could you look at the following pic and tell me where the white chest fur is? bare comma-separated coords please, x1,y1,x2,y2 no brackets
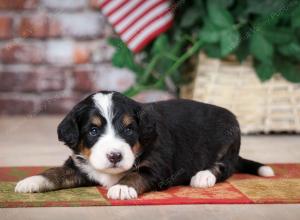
72,156,124,188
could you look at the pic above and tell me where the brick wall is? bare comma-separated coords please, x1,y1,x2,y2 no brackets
0,0,174,115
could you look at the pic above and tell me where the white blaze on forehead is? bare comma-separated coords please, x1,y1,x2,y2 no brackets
93,92,114,122
90,92,135,175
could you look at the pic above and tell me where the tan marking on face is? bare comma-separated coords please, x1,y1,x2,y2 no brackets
122,114,134,127
79,142,91,158
91,116,102,127
132,141,141,156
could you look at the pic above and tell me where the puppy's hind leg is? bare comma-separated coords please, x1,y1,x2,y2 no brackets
190,160,236,188
190,145,238,188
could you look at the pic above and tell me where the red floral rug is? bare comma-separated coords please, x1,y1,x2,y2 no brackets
1,164,300,207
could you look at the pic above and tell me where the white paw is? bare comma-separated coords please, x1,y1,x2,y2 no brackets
258,166,275,177
15,175,54,193
190,170,216,188
107,184,138,200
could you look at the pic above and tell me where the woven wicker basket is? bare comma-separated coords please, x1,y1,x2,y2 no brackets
181,53,300,134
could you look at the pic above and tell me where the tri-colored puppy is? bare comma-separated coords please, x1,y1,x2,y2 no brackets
15,91,274,199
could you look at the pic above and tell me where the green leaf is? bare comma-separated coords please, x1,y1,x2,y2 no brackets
291,4,300,28
250,32,274,63
219,0,234,7
220,28,240,57
276,59,300,82
151,34,169,54
252,15,280,29
278,42,300,59
246,0,287,15
192,0,203,7
203,43,222,58
207,0,234,28
108,37,123,48
254,61,275,81
180,8,201,28
173,28,183,42
191,0,206,14
262,27,293,44
150,35,178,80
199,19,220,43
108,37,142,75
231,1,248,21
235,39,250,62
292,15,300,29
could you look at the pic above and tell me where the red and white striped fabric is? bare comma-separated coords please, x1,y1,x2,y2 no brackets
99,0,173,53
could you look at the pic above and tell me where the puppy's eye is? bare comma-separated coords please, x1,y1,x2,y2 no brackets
124,127,133,136
89,127,99,136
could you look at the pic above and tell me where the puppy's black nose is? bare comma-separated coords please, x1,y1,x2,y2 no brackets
106,152,122,164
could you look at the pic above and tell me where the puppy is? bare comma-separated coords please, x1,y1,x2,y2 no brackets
15,91,274,199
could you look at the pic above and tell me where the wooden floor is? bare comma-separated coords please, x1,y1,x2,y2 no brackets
0,116,300,220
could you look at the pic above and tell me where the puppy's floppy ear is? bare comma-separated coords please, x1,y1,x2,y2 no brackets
136,106,157,145
57,113,79,149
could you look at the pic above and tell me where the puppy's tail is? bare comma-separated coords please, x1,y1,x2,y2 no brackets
236,156,275,177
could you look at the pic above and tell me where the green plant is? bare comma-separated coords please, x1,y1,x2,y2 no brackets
110,0,300,97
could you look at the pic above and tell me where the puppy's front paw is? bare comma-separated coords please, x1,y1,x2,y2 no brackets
107,184,138,200
15,175,54,193
190,170,216,188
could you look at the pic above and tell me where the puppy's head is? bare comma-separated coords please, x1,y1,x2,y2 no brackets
57,91,156,175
